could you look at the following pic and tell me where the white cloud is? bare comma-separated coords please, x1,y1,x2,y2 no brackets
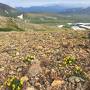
0,0,90,7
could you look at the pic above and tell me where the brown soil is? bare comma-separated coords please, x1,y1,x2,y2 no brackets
0,30,90,90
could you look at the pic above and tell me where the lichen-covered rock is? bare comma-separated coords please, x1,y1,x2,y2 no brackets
28,59,42,76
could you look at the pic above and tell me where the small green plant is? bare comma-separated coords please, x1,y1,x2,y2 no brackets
74,65,85,78
5,77,23,90
64,56,76,66
63,24,71,29
23,55,35,64
60,55,88,79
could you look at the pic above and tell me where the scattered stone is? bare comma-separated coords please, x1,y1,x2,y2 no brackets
83,81,90,90
9,70,15,75
69,76,85,83
28,59,42,76
35,82,41,89
26,86,36,90
29,78,36,86
29,64,42,76
51,69,58,79
51,79,64,87
37,45,43,50
0,67,4,72
44,68,50,75
16,52,20,56
17,66,28,76
17,66,22,72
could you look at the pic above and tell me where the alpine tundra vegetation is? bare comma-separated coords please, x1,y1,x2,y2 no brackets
0,0,90,90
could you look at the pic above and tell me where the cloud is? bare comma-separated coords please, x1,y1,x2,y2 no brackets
0,0,90,7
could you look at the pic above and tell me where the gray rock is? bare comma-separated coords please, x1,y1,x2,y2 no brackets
9,70,15,75
17,66,22,72
69,76,85,83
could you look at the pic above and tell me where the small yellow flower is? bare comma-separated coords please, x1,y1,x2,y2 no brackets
20,76,29,85
12,84,15,90
75,65,82,71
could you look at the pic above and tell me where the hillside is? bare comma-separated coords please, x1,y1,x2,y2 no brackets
0,15,61,32
0,3,21,17
0,16,24,31
0,3,90,90
0,30,90,90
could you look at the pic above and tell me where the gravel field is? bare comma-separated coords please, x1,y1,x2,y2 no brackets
0,30,90,90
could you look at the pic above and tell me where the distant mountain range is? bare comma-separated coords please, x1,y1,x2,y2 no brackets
0,3,21,17
17,5,67,13
17,5,90,14
0,3,90,17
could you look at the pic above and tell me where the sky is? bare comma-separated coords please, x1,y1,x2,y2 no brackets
0,0,90,7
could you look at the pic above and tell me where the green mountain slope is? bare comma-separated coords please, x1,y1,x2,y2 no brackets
0,3,21,17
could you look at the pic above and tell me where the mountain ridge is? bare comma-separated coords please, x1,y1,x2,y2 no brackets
0,3,21,17
17,5,90,14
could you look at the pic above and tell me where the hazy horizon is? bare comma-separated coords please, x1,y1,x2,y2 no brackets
0,0,90,8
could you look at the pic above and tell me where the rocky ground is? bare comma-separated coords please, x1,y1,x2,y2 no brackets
0,30,90,90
